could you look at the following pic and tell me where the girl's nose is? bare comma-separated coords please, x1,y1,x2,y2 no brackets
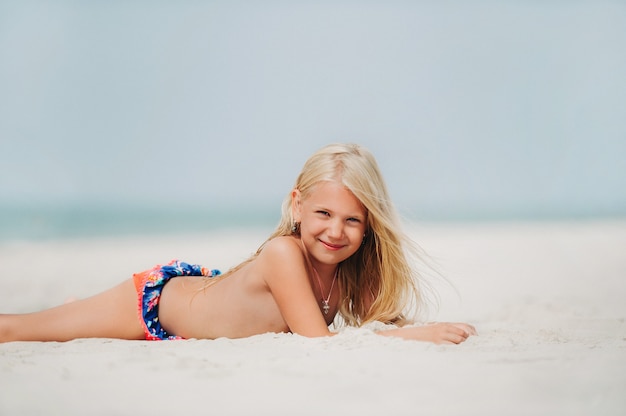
327,219,344,239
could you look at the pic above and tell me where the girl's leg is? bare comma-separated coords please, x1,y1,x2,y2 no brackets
0,278,144,342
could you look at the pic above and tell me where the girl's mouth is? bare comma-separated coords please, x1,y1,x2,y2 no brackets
319,240,344,251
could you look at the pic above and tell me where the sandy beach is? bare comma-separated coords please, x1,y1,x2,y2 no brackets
1,220,625,415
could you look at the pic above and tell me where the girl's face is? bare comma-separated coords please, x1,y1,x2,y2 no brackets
293,181,367,270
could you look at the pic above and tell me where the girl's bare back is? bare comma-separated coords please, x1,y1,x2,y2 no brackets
158,236,338,340
158,263,288,339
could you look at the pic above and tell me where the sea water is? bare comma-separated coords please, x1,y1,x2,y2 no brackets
0,203,279,242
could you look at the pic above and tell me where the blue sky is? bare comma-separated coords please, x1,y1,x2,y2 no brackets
1,1,625,220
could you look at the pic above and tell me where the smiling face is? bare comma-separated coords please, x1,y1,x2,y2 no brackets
292,180,368,272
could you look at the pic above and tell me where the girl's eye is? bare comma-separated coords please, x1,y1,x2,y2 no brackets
347,217,361,223
316,210,330,216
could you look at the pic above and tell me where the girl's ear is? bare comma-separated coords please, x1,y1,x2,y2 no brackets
291,188,302,222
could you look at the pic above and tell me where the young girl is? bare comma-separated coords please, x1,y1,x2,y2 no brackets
0,143,475,344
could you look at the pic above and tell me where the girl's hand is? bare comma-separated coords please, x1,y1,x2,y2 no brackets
380,322,477,344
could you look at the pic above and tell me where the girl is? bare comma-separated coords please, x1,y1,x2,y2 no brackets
0,143,475,344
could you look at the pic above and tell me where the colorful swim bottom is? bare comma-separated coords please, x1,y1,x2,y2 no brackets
132,259,221,341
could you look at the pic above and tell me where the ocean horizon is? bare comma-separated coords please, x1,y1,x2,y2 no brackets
2,200,623,243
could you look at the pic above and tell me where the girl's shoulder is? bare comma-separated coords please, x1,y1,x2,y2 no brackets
258,235,302,259
256,236,306,271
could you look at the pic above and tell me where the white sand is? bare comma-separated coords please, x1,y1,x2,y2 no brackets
1,221,625,415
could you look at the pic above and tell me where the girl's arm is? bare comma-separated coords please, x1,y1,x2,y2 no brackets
359,280,476,344
377,322,477,344
258,237,335,337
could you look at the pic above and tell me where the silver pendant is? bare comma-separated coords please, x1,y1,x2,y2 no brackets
322,301,330,315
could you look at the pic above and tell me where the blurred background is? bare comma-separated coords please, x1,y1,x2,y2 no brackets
1,0,625,241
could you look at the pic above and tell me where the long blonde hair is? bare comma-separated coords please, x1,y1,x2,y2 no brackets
217,143,426,326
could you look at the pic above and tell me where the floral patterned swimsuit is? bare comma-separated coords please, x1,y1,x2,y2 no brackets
132,260,221,340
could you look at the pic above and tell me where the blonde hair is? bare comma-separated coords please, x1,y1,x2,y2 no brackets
300,143,423,325
216,143,426,326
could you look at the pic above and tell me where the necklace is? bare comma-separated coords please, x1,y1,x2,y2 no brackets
311,266,337,315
